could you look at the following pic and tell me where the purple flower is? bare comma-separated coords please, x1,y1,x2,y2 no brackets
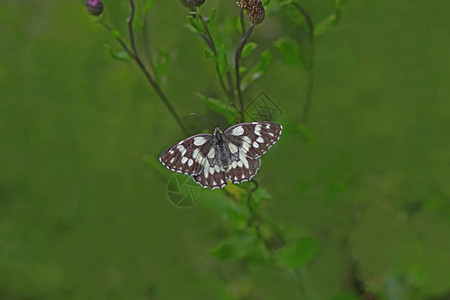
86,0,104,16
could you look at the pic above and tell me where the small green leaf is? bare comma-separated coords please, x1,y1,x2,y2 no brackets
298,123,315,145
242,42,258,59
154,44,170,81
188,16,207,35
104,44,131,61
278,237,319,268
197,93,238,123
203,48,216,62
210,234,257,261
208,8,216,23
217,44,229,77
248,187,271,212
274,37,304,66
314,13,337,38
236,16,243,34
143,0,156,13
241,50,272,90
282,4,305,26
111,29,121,39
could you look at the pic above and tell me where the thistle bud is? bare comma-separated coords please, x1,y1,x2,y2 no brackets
180,0,206,7
237,0,265,25
86,0,104,16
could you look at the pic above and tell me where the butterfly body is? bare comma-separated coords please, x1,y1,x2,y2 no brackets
159,121,282,190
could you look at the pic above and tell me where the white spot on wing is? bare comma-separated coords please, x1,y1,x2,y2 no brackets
194,137,207,146
228,143,238,153
214,165,220,172
239,150,249,168
207,147,215,158
256,137,264,143
253,142,259,148
181,157,188,164
188,159,193,166
177,144,186,154
231,126,244,136
255,125,262,136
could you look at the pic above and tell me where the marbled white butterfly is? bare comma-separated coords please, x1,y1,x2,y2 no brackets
159,122,282,190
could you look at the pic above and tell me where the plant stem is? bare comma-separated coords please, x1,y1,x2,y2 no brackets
194,9,234,99
293,3,315,125
102,1,189,135
240,8,246,34
235,23,254,122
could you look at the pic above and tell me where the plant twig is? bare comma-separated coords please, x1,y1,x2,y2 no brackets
240,8,246,34
235,23,255,122
101,1,189,135
293,3,315,125
195,8,233,99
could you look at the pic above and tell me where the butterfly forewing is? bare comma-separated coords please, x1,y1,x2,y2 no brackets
223,122,282,159
159,134,213,176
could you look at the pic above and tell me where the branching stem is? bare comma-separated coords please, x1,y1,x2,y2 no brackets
235,23,255,122
101,1,189,135
293,3,315,125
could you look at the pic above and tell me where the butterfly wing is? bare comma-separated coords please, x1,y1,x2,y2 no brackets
223,121,282,183
223,122,282,159
159,134,213,176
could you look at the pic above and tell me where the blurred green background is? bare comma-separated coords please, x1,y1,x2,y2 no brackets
1,0,449,299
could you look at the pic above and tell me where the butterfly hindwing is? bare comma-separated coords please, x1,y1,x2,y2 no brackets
159,134,213,176
227,156,260,184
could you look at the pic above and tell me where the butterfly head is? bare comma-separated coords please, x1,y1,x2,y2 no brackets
214,127,223,145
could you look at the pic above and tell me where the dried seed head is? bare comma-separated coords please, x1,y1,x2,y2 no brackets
86,0,104,16
237,0,265,25
180,0,206,7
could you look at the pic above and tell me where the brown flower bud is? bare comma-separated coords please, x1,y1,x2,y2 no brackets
180,0,205,7
237,0,265,25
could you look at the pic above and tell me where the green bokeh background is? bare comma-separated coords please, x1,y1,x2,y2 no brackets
1,0,449,299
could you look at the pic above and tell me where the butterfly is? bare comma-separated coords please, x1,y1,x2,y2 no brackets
159,121,282,190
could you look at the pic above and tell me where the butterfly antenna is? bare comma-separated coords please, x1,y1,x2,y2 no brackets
216,102,234,128
190,113,216,129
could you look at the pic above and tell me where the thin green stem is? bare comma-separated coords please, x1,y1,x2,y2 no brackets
193,8,234,99
101,1,189,135
235,23,254,122
240,8,246,34
293,3,315,125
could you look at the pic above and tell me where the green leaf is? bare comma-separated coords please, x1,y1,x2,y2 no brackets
154,44,170,82
104,44,131,61
242,42,258,59
197,93,238,123
208,8,216,23
282,4,305,26
248,187,271,212
143,0,156,13
274,37,304,66
188,16,207,35
236,16,243,35
111,29,121,39
278,237,320,268
217,44,229,77
203,48,216,62
210,234,257,261
298,124,315,145
314,13,337,38
241,50,272,90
